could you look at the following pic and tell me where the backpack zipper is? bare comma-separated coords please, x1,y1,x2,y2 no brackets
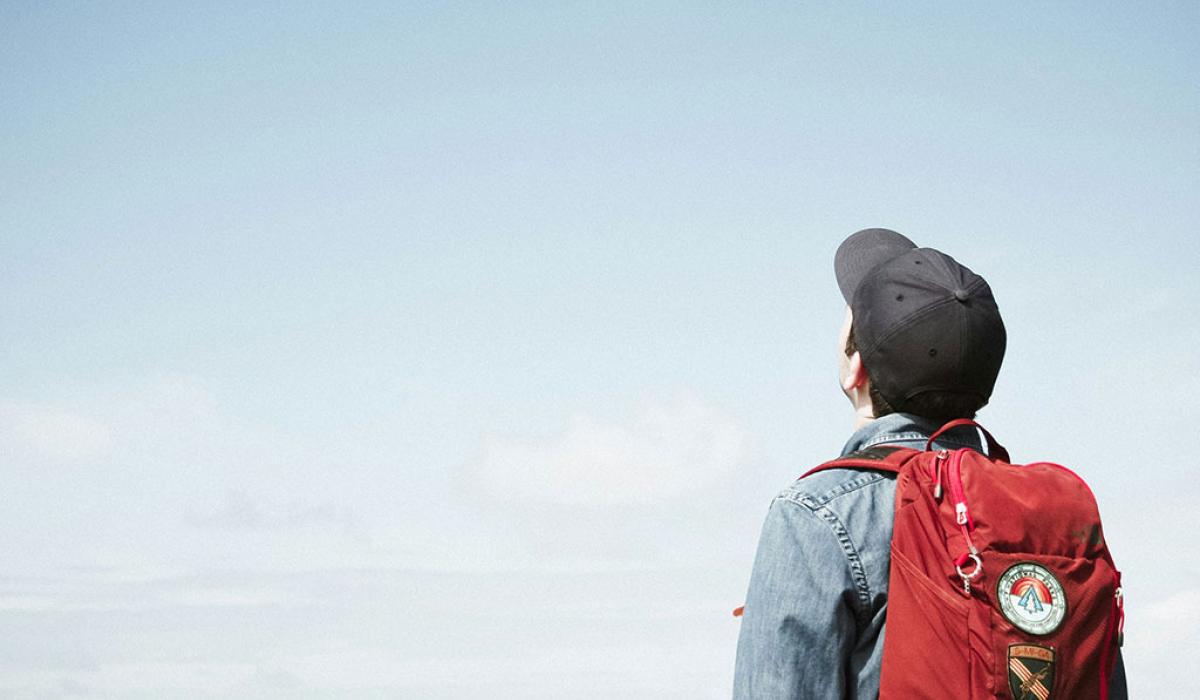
947,448,981,595
1099,571,1124,700
948,448,974,530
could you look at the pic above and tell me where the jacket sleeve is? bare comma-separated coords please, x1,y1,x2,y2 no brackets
732,496,858,699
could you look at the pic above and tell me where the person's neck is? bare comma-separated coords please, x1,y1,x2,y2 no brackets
852,405,875,429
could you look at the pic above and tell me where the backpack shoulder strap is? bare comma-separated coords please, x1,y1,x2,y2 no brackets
801,444,919,479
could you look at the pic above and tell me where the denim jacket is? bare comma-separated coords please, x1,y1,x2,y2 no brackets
732,413,1127,699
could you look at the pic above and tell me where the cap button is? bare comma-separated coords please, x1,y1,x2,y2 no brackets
953,289,970,302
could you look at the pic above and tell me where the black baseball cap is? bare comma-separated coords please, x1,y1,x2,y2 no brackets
834,228,1006,411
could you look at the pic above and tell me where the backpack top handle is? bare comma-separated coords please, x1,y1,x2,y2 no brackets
925,418,1010,462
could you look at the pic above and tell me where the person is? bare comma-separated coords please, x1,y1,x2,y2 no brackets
731,228,1126,698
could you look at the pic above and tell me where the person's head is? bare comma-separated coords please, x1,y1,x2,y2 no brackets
834,228,1006,423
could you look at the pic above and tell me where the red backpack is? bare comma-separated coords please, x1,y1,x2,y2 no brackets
741,419,1125,699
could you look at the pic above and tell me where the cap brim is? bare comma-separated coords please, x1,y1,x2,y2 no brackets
834,228,918,303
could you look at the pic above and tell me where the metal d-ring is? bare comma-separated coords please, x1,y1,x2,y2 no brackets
956,553,982,595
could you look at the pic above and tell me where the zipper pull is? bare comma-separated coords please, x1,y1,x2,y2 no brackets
947,448,974,530
933,449,948,500
1115,587,1125,647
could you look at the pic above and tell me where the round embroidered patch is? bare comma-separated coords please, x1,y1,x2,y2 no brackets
996,562,1067,636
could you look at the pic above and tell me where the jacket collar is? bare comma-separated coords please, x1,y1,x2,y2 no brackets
840,412,985,456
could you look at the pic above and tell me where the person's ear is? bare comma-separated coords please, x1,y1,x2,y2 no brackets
842,350,867,392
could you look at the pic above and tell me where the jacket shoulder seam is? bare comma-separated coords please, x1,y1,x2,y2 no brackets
784,469,892,507
773,493,874,626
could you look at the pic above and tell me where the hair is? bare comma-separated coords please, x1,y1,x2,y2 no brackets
844,326,982,421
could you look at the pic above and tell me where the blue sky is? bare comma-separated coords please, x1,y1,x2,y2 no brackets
2,2,1198,697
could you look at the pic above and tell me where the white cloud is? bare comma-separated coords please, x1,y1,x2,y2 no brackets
0,401,113,463
0,566,740,698
0,374,393,577
1,373,221,470
452,392,768,566
186,489,366,541
464,391,757,508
